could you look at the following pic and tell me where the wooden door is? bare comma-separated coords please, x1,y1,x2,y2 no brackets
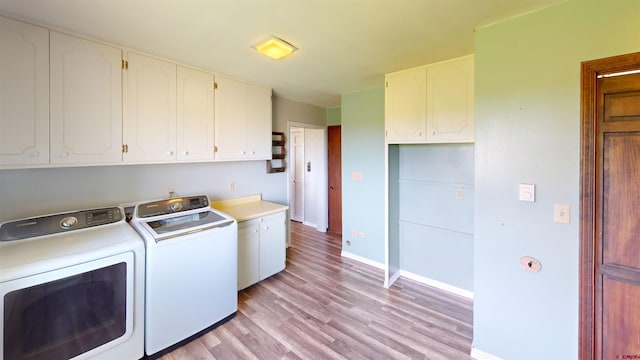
328,125,342,235
580,52,640,360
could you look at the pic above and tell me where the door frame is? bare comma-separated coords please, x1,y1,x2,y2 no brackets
579,51,640,360
287,121,328,232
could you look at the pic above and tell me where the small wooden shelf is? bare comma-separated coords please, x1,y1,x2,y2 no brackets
267,132,286,173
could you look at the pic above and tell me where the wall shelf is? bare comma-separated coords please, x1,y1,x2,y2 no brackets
267,132,286,173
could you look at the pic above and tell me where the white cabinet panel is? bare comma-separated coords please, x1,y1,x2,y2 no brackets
384,55,474,144
50,32,123,164
215,75,272,160
237,211,286,290
124,52,177,163
259,212,286,280
238,222,260,290
246,84,272,159
426,55,474,143
214,76,246,160
385,67,427,143
177,66,214,161
0,16,49,166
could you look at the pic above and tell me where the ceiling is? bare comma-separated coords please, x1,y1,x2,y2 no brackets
0,0,565,108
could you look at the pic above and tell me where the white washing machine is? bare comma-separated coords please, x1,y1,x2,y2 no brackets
130,195,237,357
0,206,145,360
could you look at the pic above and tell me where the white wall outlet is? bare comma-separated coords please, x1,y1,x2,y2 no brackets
352,172,363,181
455,188,464,200
228,181,235,191
352,230,357,239
519,183,535,202
358,232,365,238
553,204,570,224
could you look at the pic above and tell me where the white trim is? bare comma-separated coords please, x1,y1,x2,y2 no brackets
471,347,503,360
399,270,474,299
340,251,385,270
384,269,401,288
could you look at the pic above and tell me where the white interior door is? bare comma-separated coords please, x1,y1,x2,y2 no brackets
289,127,304,222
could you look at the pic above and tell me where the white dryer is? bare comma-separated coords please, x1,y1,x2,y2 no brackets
0,207,145,360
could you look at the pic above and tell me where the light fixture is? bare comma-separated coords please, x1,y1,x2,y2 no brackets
252,36,298,60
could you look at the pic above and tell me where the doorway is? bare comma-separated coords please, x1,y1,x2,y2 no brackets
580,51,640,359
288,123,328,232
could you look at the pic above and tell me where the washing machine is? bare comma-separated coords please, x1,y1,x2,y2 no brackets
129,195,237,357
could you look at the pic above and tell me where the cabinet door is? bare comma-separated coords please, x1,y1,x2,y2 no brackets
259,212,286,280
238,221,260,290
385,67,427,143
245,84,272,160
124,52,177,163
177,66,214,161
426,55,474,143
50,32,123,164
0,16,49,166
214,75,246,160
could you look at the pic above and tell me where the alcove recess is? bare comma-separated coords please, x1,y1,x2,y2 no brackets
266,132,286,173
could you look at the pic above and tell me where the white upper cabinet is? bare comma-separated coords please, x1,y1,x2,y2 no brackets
214,75,272,161
177,66,215,161
0,16,49,166
426,55,474,143
385,67,427,143
123,52,177,163
385,55,474,144
50,32,123,164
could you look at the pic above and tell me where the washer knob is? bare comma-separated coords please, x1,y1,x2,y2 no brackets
59,216,78,229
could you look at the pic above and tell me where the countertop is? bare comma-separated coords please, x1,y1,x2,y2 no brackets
210,194,288,222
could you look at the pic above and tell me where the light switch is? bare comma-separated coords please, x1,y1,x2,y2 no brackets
519,183,535,202
553,204,571,224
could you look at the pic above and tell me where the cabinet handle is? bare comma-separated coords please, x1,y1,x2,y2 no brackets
241,151,246,155
417,131,422,136
251,150,256,154
183,151,189,156
167,150,174,156
31,151,40,157
60,151,69,157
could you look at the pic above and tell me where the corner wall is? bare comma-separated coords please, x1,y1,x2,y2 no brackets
473,1,640,358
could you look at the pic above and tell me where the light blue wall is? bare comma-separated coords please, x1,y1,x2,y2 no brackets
474,0,640,358
341,87,385,263
399,144,474,291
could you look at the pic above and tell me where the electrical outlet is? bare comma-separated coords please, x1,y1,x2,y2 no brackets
228,181,235,191
553,204,570,224
455,188,464,200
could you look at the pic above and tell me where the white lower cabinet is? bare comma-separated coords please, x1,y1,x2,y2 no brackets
237,211,286,290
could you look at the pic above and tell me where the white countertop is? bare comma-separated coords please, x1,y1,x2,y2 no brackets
210,194,288,222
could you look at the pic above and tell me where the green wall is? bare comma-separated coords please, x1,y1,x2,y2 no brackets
341,87,385,263
474,0,640,358
326,106,341,126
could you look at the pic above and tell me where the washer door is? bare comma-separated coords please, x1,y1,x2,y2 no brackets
1,252,135,360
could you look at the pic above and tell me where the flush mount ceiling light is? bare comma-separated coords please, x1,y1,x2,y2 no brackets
252,36,298,60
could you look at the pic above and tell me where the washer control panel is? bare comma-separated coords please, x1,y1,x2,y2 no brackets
135,195,209,218
0,207,123,241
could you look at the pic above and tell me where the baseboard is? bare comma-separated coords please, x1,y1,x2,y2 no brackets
470,347,503,360
340,251,385,269
399,270,474,299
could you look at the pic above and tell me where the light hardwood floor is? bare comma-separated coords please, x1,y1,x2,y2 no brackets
160,221,473,360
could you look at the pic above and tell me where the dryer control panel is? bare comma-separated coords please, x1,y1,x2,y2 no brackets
0,207,123,241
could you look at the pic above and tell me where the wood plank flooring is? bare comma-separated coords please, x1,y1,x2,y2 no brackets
160,221,473,360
